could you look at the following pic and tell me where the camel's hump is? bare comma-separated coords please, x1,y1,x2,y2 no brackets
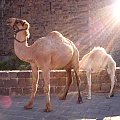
91,47,107,53
47,31,64,39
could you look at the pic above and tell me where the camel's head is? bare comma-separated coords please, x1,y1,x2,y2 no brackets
7,18,30,31
7,18,30,38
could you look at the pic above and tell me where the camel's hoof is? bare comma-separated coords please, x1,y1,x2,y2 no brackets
44,108,52,112
106,94,114,99
87,97,91,100
24,102,33,110
77,96,83,104
110,94,114,97
86,95,91,100
24,105,33,110
77,99,83,104
59,95,66,100
44,103,52,112
106,96,110,99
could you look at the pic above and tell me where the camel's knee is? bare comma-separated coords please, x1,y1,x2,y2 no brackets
110,75,115,89
111,80,115,88
44,85,50,94
32,81,38,87
75,69,80,77
32,81,38,92
67,79,72,86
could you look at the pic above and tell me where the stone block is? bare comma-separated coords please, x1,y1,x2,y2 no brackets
55,86,64,94
80,83,87,91
36,87,44,95
50,70,66,78
50,78,58,86
10,88,22,96
50,86,55,94
100,74,110,83
100,83,111,92
18,78,32,87
23,87,32,95
116,73,120,83
17,71,30,78
4,79,18,87
116,68,120,75
92,73,100,84
0,80,4,87
9,72,18,79
114,83,120,91
0,88,9,95
0,72,9,79
50,77,66,86
92,84,101,92
79,71,87,84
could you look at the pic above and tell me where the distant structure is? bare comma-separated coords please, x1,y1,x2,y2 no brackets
0,0,120,66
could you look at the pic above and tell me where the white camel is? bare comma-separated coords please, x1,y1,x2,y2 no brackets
79,47,116,99
7,18,82,112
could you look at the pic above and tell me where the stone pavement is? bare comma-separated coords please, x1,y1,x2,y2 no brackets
0,92,120,120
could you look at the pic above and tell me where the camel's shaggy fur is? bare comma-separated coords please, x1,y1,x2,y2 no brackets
79,47,116,99
7,18,82,112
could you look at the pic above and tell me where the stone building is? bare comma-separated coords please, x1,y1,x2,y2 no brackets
0,0,120,66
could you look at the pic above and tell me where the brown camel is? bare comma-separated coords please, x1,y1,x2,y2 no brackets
7,18,82,112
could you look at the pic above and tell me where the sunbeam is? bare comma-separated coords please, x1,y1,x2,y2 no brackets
113,0,120,21
88,0,120,55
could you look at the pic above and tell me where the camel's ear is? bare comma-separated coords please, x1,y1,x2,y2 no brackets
21,20,30,29
22,21,26,26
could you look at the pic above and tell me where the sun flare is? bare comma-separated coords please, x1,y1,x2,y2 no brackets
113,0,120,21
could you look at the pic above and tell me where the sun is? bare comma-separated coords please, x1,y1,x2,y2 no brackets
113,0,120,21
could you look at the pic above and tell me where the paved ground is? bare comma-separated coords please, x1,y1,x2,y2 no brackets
0,92,120,120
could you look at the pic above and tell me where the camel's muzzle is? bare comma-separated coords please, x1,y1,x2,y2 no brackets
6,18,17,27
6,19,13,26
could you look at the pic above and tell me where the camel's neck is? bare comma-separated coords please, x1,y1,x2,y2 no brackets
14,31,32,62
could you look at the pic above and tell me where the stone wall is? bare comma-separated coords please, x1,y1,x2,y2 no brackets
1,0,120,66
0,0,89,61
0,69,120,96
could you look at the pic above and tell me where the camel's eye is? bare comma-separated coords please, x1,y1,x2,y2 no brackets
20,21,25,26
15,21,19,24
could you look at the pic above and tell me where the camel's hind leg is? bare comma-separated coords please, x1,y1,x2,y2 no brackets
86,71,92,100
59,69,72,100
108,73,115,98
74,71,83,103
107,64,116,98
42,69,52,112
24,64,39,109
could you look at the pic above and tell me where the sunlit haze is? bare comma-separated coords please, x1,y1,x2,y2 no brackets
113,0,120,21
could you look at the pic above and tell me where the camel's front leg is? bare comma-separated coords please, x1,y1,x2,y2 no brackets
24,64,39,109
86,71,92,100
43,69,51,112
59,69,72,100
